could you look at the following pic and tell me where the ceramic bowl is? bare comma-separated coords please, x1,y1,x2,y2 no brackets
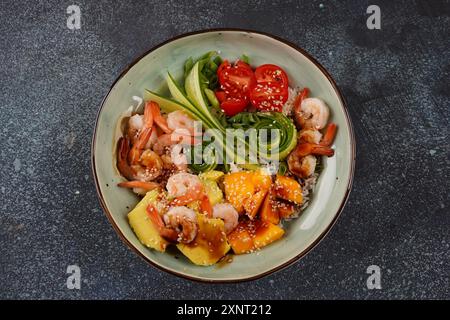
91,29,355,282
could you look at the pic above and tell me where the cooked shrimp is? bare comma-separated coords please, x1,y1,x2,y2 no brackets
128,127,153,164
146,204,198,243
161,150,188,172
128,102,154,164
127,114,144,144
163,206,198,243
117,180,160,190
319,123,337,146
199,193,213,217
132,149,163,181
128,115,158,150
166,172,203,203
149,101,172,134
152,133,174,155
293,87,309,126
116,137,163,183
117,137,135,180
167,110,200,136
295,97,329,130
117,180,160,195
288,154,317,178
169,144,188,171
212,203,239,234
292,142,334,158
153,132,200,155
165,172,212,215
139,149,163,169
166,172,201,196
172,131,201,145
288,123,337,178
147,126,158,149
146,204,178,241
298,129,322,144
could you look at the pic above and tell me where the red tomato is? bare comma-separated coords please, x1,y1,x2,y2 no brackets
215,90,248,116
215,91,227,103
220,97,248,116
249,83,288,112
254,64,289,89
249,64,289,112
218,60,256,93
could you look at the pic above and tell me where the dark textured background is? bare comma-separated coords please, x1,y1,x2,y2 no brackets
1,0,449,299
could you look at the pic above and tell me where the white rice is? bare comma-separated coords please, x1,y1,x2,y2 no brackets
281,172,317,220
282,87,299,117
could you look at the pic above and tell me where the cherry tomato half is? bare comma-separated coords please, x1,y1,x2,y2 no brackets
220,97,248,116
249,83,288,112
249,64,289,112
218,60,256,94
215,90,227,103
254,64,289,89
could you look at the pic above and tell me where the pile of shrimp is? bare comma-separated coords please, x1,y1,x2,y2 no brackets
116,101,200,195
287,88,337,183
145,172,238,244
116,101,239,244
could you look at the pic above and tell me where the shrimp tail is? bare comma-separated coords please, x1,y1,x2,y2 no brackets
143,101,154,128
127,102,156,165
171,132,201,145
320,123,337,146
200,194,213,218
128,126,153,164
170,184,203,206
117,181,160,190
293,87,310,126
310,144,334,157
150,101,172,134
146,204,178,242
116,137,135,180
295,143,334,157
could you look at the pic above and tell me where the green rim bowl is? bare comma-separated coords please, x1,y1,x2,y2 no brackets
91,29,356,282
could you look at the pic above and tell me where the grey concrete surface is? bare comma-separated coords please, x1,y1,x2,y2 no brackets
0,0,448,299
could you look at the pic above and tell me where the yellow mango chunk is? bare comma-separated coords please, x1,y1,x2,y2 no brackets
243,189,268,219
253,222,285,249
274,175,303,204
228,220,285,254
227,221,255,254
128,190,169,252
177,215,230,266
201,178,223,206
223,170,271,214
260,191,280,225
199,170,225,181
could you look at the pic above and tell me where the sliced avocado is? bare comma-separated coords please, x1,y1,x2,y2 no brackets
204,88,219,108
166,73,215,129
144,89,189,114
185,62,224,131
166,73,194,108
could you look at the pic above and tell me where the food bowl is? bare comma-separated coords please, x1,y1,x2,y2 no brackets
91,29,355,282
